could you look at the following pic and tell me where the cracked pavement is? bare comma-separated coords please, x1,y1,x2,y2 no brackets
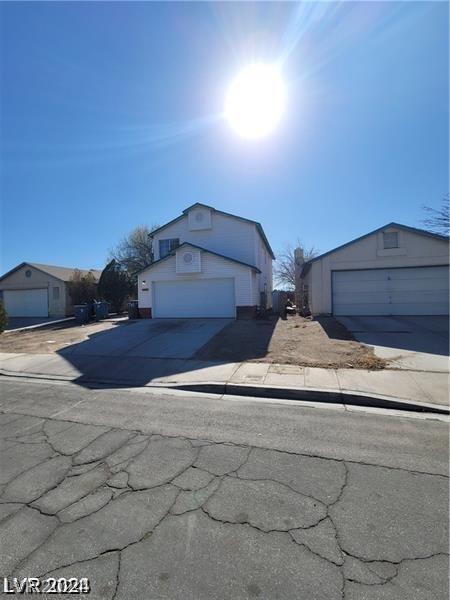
0,378,448,599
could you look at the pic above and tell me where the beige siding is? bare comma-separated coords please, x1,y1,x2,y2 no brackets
0,265,68,317
138,250,253,309
305,229,449,315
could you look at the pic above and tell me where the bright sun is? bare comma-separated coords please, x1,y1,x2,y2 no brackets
225,63,286,140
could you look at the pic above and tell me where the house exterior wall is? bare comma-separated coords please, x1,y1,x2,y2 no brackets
138,249,254,312
0,265,68,317
150,207,273,311
254,236,273,308
152,211,257,265
304,229,449,315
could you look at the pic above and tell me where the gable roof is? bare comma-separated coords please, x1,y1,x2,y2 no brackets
149,203,275,259
301,222,449,276
136,241,261,275
0,262,103,283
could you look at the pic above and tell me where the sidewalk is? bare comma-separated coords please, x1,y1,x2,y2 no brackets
0,351,447,411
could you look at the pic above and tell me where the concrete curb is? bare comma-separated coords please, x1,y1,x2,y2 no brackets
1,368,448,416
170,382,449,415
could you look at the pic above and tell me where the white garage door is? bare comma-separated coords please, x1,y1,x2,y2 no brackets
153,278,235,318
332,266,449,316
3,289,49,317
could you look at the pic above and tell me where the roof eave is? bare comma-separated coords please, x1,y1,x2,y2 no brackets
135,242,261,275
306,222,449,265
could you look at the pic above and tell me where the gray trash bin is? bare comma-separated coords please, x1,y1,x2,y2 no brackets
74,305,90,324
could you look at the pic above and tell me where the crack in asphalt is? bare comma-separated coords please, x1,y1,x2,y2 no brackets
1,409,448,592
2,408,446,479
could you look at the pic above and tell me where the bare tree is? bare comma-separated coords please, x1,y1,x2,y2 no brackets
421,195,449,236
274,240,319,289
109,224,159,275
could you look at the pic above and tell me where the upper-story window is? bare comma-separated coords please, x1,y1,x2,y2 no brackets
159,238,180,258
383,231,399,249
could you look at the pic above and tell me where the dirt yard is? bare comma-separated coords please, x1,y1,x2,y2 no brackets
0,318,131,354
194,315,386,370
0,315,385,370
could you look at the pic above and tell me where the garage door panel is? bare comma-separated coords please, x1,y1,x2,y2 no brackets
333,281,390,294
388,266,446,280
332,303,394,316
333,291,391,304
333,270,388,282
153,278,235,318
3,289,48,317
332,267,449,316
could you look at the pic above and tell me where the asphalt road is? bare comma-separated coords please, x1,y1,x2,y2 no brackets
0,377,448,599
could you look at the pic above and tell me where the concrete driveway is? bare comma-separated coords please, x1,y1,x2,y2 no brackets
60,318,232,360
337,316,449,372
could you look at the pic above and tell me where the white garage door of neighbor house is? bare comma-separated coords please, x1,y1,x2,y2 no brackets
3,289,49,317
332,266,449,316
153,278,235,318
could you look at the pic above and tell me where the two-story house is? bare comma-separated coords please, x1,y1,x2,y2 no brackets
137,203,274,318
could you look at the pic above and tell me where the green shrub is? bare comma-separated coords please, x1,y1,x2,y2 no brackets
98,260,134,313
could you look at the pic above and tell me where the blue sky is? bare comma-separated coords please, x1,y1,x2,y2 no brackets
1,1,448,273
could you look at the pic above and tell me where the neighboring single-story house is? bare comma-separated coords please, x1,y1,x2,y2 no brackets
138,203,274,318
0,262,102,318
301,223,449,316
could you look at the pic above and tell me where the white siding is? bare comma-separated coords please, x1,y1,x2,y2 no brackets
138,250,253,309
251,272,259,305
176,248,201,273
152,211,257,265
255,238,273,307
304,228,449,315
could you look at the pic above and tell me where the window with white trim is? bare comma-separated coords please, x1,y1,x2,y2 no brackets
159,238,180,258
383,231,399,249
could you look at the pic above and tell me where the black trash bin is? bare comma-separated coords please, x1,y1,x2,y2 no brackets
127,300,139,319
74,304,90,324
94,301,109,321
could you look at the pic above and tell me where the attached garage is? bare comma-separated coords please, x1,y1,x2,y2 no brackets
3,289,49,317
138,243,260,319
332,266,449,316
153,278,235,318
301,223,449,317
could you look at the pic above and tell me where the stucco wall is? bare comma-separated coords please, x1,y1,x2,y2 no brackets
138,248,254,309
304,228,449,315
0,265,67,316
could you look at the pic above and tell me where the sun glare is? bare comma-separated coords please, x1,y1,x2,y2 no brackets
225,64,286,140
